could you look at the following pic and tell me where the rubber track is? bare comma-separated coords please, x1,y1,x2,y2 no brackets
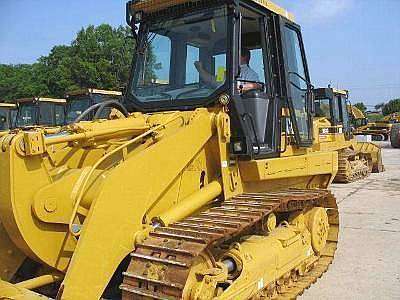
334,148,370,183
120,189,338,300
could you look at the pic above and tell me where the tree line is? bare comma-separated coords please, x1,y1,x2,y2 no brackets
0,24,135,101
1,23,399,116
354,99,400,116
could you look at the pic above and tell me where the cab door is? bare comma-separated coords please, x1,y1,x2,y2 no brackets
281,21,314,147
230,6,281,159
338,94,353,140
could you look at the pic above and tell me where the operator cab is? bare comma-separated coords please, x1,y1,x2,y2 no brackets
65,89,123,124
0,103,17,131
125,0,314,159
314,87,352,139
15,97,66,128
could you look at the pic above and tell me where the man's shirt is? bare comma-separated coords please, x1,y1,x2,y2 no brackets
238,64,260,82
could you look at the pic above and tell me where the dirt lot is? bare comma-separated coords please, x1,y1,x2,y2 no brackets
302,142,400,299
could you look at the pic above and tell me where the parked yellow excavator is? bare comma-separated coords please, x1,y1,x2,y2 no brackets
313,87,384,182
0,1,340,299
0,102,17,131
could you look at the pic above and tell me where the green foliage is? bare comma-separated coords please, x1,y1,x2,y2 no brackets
144,44,160,83
382,98,400,116
366,113,384,122
0,64,50,100
354,102,367,113
70,24,135,91
37,45,77,97
0,24,136,101
374,102,385,111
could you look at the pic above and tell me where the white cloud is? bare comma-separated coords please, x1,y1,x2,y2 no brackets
293,0,354,24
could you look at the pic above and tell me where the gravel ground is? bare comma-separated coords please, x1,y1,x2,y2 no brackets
301,142,400,300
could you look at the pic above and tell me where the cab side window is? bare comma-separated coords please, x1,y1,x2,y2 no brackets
283,25,312,144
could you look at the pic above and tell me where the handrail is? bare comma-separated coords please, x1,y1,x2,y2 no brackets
68,113,185,236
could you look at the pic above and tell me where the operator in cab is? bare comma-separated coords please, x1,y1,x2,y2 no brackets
194,47,262,92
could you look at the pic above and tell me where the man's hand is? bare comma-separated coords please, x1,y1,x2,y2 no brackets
194,61,219,88
194,61,203,72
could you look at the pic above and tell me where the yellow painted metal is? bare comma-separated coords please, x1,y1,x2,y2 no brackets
15,97,66,104
313,91,384,180
0,223,26,281
349,105,365,120
354,140,384,172
350,107,399,139
0,2,341,299
253,0,295,20
66,88,122,97
239,151,337,184
304,208,329,254
58,110,218,299
0,103,16,109
45,116,149,147
0,281,45,299
131,0,294,21
184,208,326,299
15,273,63,290
156,181,222,226
0,104,338,299
383,113,400,123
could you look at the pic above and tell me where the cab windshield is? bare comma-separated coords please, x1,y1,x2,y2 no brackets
314,98,331,119
16,103,37,127
0,109,10,130
130,6,228,107
66,97,91,123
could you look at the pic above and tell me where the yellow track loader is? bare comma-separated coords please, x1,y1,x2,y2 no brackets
0,102,17,132
313,87,384,183
65,89,123,124
0,1,339,299
14,97,66,128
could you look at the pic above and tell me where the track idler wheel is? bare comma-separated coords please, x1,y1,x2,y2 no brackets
305,208,329,255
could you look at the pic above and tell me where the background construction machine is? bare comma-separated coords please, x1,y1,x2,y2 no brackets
390,123,400,148
0,103,17,131
14,97,66,128
348,104,368,130
0,1,340,299
313,87,384,183
351,109,400,141
65,88,123,123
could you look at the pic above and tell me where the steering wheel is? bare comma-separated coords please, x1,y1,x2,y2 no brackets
72,100,129,123
237,79,265,93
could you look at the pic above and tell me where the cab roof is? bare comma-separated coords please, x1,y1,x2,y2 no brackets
15,97,66,104
0,103,17,108
130,0,294,21
66,88,123,97
332,88,348,96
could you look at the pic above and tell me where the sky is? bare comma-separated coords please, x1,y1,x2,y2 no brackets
1,0,400,107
